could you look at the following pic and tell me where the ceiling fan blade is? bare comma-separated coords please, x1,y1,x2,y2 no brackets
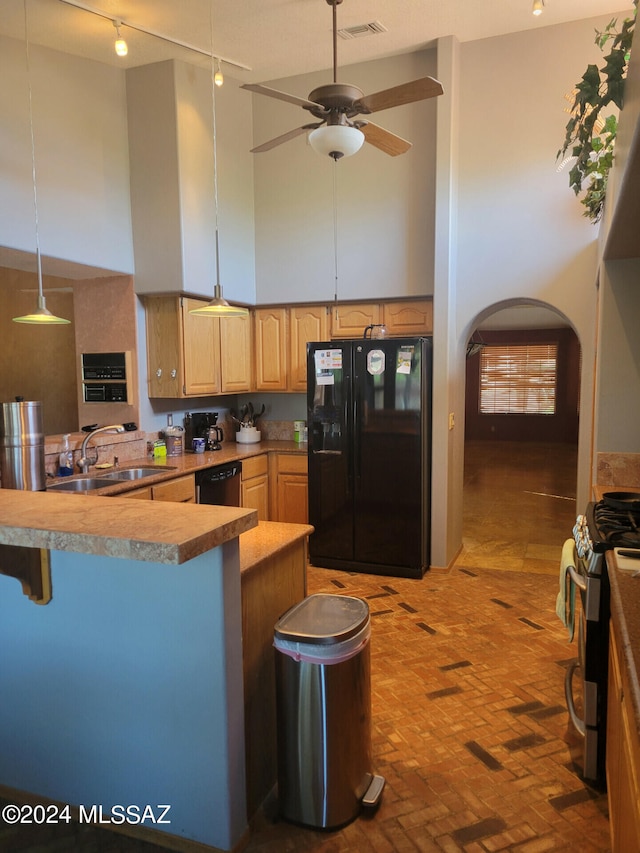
356,76,444,114
241,82,318,110
359,121,412,157
250,124,322,154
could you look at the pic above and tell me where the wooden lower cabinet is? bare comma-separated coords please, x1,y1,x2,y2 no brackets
271,453,308,524
121,474,196,503
241,454,269,520
607,617,640,851
240,527,307,819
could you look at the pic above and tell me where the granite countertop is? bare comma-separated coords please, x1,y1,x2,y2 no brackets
239,521,314,574
0,489,257,564
48,440,307,497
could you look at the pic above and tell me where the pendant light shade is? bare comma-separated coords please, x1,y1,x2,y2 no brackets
309,125,365,160
189,283,248,317
190,2,247,319
13,0,70,326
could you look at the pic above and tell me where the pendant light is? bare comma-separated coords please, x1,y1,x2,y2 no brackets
13,0,70,326
190,3,247,318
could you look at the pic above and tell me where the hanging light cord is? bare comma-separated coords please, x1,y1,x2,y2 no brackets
209,1,220,289
332,159,339,306
23,0,44,303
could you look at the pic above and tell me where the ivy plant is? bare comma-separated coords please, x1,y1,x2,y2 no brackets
558,3,637,223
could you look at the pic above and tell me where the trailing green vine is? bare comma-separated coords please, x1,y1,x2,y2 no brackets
557,3,637,223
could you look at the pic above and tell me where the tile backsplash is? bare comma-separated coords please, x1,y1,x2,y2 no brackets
596,452,640,487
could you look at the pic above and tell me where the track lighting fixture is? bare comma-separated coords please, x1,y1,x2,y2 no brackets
214,57,224,87
113,19,128,57
532,0,545,16
58,1,250,71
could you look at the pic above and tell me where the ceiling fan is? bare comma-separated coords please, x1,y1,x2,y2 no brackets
241,0,444,160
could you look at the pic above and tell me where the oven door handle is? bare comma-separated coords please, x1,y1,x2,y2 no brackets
564,659,586,737
567,561,587,592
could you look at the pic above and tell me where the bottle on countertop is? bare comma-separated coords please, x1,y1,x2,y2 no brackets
164,413,184,456
184,412,193,449
58,433,74,476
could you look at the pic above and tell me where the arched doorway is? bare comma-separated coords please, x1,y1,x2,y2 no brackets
458,302,580,575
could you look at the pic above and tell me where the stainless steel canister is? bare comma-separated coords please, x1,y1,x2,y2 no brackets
0,400,46,490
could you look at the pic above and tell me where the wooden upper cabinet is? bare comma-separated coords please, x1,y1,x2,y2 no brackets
254,308,288,391
289,305,329,391
331,303,380,338
145,296,251,398
383,299,433,336
182,298,221,396
145,296,219,398
219,313,252,393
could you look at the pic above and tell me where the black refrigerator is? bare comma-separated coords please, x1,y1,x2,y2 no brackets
307,337,432,579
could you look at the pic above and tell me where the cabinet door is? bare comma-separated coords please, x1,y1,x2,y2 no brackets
274,454,308,523
277,474,308,524
242,454,269,520
331,303,380,338
151,474,196,503
289,305,329,391
254,308,288,390
242,475,269,521
181,299,221,396
607,621,640,852
383,299,433,336
220,312,252,393
145,297,183,398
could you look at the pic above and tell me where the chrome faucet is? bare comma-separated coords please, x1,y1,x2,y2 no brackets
78,425,125,473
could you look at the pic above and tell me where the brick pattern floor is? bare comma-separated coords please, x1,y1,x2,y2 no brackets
2,440,608,851
244,563,610,852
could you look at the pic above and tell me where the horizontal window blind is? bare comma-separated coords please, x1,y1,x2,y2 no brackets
479,343,557,415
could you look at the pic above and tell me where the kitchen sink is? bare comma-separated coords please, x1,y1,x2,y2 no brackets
101,466,177,480
47,477,117,492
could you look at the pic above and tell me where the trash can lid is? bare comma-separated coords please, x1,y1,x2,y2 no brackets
274,594,369,645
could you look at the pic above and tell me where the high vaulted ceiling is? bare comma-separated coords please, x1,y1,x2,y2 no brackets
1,0,634,83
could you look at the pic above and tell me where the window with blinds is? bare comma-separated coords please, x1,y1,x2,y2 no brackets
479,343,558,415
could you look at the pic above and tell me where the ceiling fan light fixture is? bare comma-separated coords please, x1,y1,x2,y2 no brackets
308,124,364,160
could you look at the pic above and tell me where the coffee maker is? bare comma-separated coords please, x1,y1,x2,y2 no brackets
185,412,223,451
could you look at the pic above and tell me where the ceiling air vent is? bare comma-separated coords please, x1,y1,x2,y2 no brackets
337,21,388,40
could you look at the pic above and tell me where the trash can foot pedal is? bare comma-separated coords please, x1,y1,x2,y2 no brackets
362,774,385,808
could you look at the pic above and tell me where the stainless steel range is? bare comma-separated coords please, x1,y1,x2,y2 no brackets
566,493,640,786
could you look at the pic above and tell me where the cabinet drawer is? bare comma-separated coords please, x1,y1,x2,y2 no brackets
276,454,308,474
242,454,268,480
151,474,196,503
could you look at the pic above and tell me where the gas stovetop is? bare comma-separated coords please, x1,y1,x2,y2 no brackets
586,499,640,552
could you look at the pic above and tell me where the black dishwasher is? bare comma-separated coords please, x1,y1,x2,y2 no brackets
196,461,242,506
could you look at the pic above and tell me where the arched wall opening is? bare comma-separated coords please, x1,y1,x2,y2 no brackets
457,299,582,574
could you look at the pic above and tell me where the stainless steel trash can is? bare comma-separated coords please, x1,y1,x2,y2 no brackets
274,593,378,829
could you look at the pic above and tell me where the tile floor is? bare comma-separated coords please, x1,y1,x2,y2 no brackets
2,440,610,852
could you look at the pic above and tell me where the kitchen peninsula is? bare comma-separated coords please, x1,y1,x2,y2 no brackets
0,487,309,852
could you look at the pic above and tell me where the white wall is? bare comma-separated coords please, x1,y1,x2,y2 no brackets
0,34,133,274
250,50,439,305
433,15,625,564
